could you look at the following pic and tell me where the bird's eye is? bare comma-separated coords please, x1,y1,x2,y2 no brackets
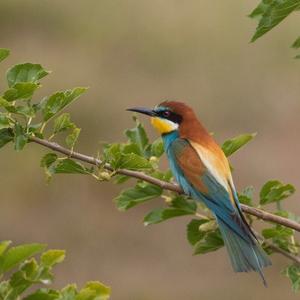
162,111,171,118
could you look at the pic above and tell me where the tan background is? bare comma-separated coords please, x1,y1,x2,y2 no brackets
1,1,300,299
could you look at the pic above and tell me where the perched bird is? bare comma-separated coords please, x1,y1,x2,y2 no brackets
127,101,271,285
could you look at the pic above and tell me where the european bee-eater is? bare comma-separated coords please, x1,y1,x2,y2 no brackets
127,101,271,285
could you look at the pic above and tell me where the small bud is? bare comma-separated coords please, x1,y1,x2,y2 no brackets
199,220,217,232
98,171,111,181
149,156,158,163
162,195,172,204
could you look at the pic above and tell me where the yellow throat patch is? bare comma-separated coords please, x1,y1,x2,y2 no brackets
150,117,178,134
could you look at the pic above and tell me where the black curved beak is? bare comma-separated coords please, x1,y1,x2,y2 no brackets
126,107,156,117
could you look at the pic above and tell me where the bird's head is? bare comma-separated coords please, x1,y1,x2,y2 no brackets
127,101,193,135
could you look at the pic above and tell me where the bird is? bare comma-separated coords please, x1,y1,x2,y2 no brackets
127,101,271,285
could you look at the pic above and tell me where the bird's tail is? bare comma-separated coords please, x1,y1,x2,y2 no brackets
216,217,271,286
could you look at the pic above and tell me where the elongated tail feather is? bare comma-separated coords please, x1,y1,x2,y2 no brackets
217,217,271,286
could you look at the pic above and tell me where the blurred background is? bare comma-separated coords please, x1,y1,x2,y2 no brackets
0,0,300,299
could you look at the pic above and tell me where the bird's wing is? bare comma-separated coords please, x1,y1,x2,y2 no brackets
168,138,254,242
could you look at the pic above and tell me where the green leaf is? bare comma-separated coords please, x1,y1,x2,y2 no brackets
0,241,12,256
150,138,164,158
115,183,162,210
6,63,49,88
42,88,87,121
103,143,152,170
102,144,122,168
170,196,197,212
41,250,65,267
0,114,10,130
0,243,46,274
14,123,28,151
144,208,193,225
125,121,149,156
54,159,89,174
193,229,224,255
262,226,293,239
250,0,300,42
60,285,77,300
3,83,39,102
41,153,58,181
0,48,10,62
77,282,111,300
282,264,300,292
41,153,58,168
222,133,256,157
186,219,210,246
53,113,74,134
238,186,254,206
260,180,295,205
0,128,14,148
249,0,270,19
292,37,300,49
24,289,60,300
66,127,81,149
118,153,152,170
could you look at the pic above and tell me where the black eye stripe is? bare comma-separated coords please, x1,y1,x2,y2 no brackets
157,110,182,124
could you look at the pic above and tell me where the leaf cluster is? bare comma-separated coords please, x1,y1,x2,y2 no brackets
249,0,300,58
0,241,110,300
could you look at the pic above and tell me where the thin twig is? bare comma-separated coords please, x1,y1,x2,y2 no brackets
29,136,300,233
256,233,300,265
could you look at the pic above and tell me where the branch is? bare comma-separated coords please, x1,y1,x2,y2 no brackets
30,136,300,233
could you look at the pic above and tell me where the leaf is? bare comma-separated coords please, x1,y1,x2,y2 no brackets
3,82,39,102
103,143,152,170
0,128,14,148
24,289,60,300
66,127,81,149
0,114,10,130
0,48,10,62
144,208,193,225
260,180,295,205
54,159,89,174
250,0,300,42
42,87,87,121
41,153,58,181
53,113,74,134
238,186,254,206
77,282,111,300
193,229,224,255
150,138,164,157
118,153,152,170
282,264,300,292
6,63,49,88
102,144,122,168
186,219,210,246
115,183,162,210
170,196,197,212
60,285,78,300
222,133,256,157
14,123,28,151
125,121,149,156
41,153,58,168
41,250,65,267
0,241,12,256
0,243,46,273
262,226,293,239
292,37,300,49
249,0,270,19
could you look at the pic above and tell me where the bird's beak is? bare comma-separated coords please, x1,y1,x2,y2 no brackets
126,107,156,117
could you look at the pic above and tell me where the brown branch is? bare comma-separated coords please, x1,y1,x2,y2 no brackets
256,233,300,266
30,136,300,233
